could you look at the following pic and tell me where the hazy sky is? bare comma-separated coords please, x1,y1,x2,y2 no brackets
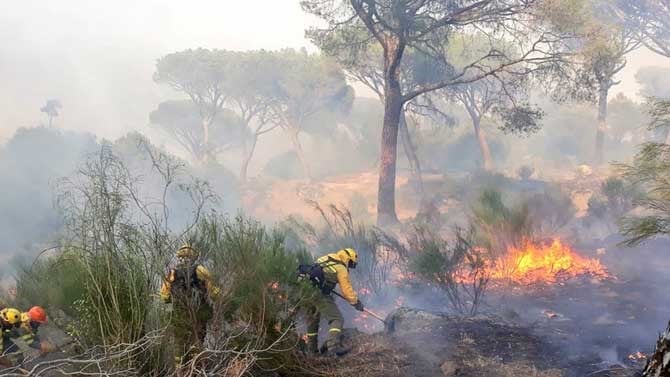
0,0,320,142
0,0,669,144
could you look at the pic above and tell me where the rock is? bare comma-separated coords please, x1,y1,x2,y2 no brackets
386,307,447,335
440,360,459,376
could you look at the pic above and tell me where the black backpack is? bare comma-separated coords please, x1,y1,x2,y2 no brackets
297,257,344,294
171,264,207,302
298,263,326,288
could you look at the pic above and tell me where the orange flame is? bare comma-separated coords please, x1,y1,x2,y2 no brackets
487,239,609,285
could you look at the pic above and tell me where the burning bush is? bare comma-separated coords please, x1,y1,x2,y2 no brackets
483,238,609,285
471,189,534,256
469,189,606,286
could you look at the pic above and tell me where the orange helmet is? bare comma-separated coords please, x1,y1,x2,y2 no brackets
28,306,47,324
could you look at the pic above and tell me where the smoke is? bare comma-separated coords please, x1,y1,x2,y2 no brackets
2,2,670,373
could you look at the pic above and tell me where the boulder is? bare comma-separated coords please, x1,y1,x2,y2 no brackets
386,307,447,335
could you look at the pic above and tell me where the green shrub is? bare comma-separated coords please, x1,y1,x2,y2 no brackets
14,143,323,375
183,214,318,374
15,250,88,317
587,176,639,226
407,226,489,316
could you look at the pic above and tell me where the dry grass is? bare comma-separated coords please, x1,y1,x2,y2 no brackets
457,355,563,377
305,332,410,377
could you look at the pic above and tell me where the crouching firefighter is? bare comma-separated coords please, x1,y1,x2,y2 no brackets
16,306,52,354
160,244,220,369
298,248,365,357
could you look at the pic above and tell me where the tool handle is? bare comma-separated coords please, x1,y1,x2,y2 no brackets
331,291,386,323
363,309,386,323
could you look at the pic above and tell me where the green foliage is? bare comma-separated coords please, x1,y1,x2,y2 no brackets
587,195,608,219
149,100,250,158
15,250,88,317
182,214,316,374
525,187,577,234
618,100,670,245
472,189,532,247
196,215,312,322
425,131,509,173
407,226,489,316
451,172,517,204
13,143,321,375
154,48,231,102
470,186,574,254
270,49,353,134
587,176,638,221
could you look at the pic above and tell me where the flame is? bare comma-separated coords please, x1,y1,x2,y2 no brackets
486,239,609,285
360,287,372,296
268,281,280,290
628,351,647,362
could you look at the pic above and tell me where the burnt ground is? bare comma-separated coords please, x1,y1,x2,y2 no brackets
317,237,670,377
386,308,564,377
319,307,642,377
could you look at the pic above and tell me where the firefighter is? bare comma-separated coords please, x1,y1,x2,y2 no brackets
0,308,23,367
303,248,364,357
160,244,220,368
17,306,52,354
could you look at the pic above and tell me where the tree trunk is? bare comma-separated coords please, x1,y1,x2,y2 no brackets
399,111,425,199
377,77,403,227
287,128,312,181
377,39,405,227
201,118,212,164
240,134,259,185
595,86,608,165
472,117,493,171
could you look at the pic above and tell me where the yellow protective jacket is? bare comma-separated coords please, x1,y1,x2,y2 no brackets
159,264,220,303
0,308,22,353
13,315,40,350
316,252,358,305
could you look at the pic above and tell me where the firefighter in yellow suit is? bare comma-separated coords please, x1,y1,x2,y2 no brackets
160,244,220,369
0,308,22,367
304,248,364,356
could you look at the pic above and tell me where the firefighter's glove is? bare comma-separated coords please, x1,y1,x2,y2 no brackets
353,300,365,312
40,341,55,355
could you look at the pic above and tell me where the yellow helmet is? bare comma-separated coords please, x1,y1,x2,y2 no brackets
336,248,358,269
1,308,22,325
176,244,198,259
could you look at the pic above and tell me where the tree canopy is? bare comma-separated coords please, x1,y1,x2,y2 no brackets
154,49,236,162
149,100,249,161
302,0,573,225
